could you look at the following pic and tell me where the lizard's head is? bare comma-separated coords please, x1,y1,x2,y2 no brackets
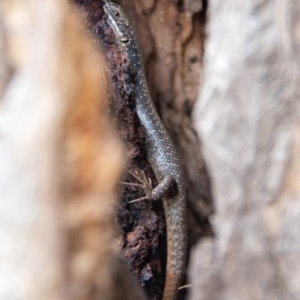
103,1,134,45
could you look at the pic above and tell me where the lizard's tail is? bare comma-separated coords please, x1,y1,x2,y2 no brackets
162,213,187,300
162,271,180,300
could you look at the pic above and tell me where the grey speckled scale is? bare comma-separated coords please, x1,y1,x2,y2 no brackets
103,2,187,300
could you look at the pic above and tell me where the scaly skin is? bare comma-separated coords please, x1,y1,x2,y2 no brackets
103,2,187,299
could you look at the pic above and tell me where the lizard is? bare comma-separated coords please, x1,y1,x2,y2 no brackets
103,1,187,300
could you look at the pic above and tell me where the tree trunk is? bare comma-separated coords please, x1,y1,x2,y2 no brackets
0,1,137,299
191,1,300,299
4,0,298,300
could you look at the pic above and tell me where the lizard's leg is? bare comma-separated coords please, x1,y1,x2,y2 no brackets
121,171,178,203
149,175,178,201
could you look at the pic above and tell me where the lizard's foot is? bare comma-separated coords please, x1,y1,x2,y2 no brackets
120,171,178,203
119,170,153,203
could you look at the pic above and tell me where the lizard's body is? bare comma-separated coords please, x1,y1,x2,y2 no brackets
103,2,187,300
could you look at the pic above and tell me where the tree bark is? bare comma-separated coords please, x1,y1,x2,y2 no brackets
192,1,300,299
0,1,139,299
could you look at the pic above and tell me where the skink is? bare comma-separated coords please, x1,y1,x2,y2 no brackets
103,2,187,299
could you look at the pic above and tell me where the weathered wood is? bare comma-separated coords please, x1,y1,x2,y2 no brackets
0,0,130,299
192,1,300,299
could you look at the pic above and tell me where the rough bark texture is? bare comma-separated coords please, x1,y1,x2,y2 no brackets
0,1,146,300
192,1,300,299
